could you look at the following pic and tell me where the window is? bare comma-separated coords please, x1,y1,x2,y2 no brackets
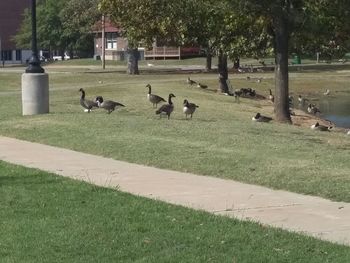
106,32,117,49
2,50,12,61
16,50,21,61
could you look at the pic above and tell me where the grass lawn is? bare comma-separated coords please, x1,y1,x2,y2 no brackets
0,63,349,203
1,161,349,262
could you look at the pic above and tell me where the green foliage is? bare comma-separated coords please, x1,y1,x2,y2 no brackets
12,9,32,49
14,0,100,57
99,0,187,48
292,0,350,58
60,0,101,56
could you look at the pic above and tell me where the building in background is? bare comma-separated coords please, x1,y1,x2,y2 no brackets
93,19,129,61
93,18,203,61
0,0,31,65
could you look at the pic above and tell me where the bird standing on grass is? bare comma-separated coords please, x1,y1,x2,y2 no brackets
146,84,166,108
96,96,125,114
268,89,274,103
156,93,176,119
307,104,321,115
298,95,309,105
79,88,99,113
187,77,197,86
183,99,199,119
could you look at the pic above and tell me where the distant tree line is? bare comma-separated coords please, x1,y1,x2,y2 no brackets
14,0,101,60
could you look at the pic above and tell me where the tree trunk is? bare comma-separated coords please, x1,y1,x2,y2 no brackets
273,13,291,123
218,49,229,93
127,48,140,75
205,47,212,71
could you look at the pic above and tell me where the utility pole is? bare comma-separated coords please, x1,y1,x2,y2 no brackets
101,14,106,70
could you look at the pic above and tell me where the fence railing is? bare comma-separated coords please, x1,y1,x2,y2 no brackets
144,46,180,58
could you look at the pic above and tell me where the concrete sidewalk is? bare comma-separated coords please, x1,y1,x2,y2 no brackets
0,136,349,246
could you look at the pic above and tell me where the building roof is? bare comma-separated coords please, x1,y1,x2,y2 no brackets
0,0,30,50
92,18,121,33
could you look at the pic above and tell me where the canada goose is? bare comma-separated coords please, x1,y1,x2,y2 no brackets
197,83,208,89
289,95,294,106
252,113,272,122
298,95,309,104
324,89,330,95
146,84,166,108
268,89,274,102
311,122,332,131
307,104,321,115
96,96,125,114
233,89,243,97
187,77,197,86
155,93,176,119
183,99,199,119
79,88,99,113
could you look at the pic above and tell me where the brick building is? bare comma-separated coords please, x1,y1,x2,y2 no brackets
93,19,129,61
0,0,31,64
93,18,202,61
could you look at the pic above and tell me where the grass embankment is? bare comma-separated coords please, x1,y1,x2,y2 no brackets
1,161,349,262
0,66,349,202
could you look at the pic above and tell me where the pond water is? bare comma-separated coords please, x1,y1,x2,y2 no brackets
318,95,350,128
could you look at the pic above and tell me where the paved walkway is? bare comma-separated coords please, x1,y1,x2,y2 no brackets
0,136,349,246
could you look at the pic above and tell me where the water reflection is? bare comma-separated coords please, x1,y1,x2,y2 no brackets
318,96,350,128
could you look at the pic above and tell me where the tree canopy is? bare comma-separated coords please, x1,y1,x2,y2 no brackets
14,0,100,58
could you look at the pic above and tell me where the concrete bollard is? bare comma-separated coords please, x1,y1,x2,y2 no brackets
21,73,49,115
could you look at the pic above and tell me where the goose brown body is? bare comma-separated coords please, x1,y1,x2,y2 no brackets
187,77,197,86
96,96,125,114
311,122,332,131
146,84,166,108
252,113,272,122
155,93,176,119
268,89,274,102
79,88,99,112
183,99,199,119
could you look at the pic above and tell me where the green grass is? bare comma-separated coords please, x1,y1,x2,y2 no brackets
1,161,349,262
0,66,349,202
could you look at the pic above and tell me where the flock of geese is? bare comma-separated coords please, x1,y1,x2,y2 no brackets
79,78,349,134
79,83,199,120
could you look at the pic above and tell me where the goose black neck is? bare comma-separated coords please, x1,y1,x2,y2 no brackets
80,90,85,99
148,86,151,94
168,95,173,105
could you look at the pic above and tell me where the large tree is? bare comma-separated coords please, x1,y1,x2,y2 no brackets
14,0,67,57
14,0,99,59
60,0,101,58
99,0,187,74
228,1,305,123
229,0,350,123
